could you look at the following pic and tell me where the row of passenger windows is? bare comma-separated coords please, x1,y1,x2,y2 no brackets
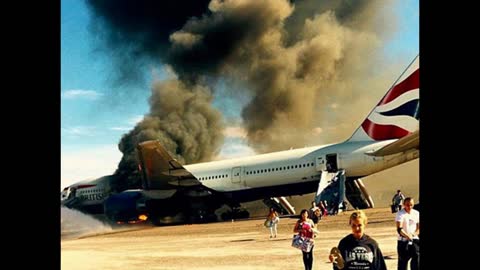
199,174,229,181
245,162,315,175
198,162,315,181
78,189,102,194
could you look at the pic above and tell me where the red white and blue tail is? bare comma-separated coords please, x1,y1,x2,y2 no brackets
348,55,419,142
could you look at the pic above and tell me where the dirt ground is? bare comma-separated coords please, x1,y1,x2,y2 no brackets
61,207,405,270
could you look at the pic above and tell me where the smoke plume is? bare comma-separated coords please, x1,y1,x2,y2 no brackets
86,0,401,188
61,207,113,239
114,78,224,190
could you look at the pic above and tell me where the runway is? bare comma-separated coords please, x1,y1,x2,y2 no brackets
61,207,404,270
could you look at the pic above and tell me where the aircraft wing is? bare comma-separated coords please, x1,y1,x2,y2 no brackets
137,140,202,189
366,129,419,156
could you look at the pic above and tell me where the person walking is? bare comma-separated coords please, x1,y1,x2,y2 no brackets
392,190,405,213
266,207,279,238
328,210,387,270
310,207,322,227
293,209,318,270
395,197,420,270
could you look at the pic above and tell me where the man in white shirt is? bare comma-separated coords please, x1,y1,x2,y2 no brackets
395,197,420,270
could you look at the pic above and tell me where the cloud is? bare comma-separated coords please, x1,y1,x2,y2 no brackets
223,126,247,138
61,144,122,189
62,89,103,100
107,116,145,132
61,126,96,137
127,115,144,126
215,140,256,160
109,127,131,131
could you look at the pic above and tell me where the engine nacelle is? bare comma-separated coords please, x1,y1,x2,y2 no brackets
104,190,149,224
104,189,221,225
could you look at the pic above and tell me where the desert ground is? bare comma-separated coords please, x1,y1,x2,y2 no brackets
61,206,412,270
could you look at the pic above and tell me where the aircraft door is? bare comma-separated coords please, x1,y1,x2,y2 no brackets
231,167,242,184
315,154,338,172
326,154,338,172
315,156,326,171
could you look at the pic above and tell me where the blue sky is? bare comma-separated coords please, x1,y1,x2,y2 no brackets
61,0,418,189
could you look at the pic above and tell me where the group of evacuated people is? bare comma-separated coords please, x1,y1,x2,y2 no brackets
265,191,420,270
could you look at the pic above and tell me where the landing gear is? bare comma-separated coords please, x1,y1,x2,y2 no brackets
149,212,187,226
220,207,250,220
149,209,218,225
262,197,295,215
191,209,218,223
344,178,374,209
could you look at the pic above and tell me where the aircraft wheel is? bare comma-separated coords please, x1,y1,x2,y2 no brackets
150,212,186,226
235,210,250,219
221,211,232,221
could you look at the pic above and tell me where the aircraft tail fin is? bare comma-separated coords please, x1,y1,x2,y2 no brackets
347,55,419,142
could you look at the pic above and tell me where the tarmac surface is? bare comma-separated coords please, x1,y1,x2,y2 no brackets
61,207,405,270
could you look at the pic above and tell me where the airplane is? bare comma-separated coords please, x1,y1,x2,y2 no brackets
61,175,112,214
62,54,419,225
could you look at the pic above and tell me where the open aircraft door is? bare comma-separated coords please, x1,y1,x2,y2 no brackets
316,154,338,172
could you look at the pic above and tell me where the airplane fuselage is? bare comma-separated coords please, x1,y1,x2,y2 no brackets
61,176,112,214
62,139,419,218
185,140,419,201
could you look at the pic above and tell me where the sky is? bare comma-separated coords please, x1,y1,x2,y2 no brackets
61,0,419,189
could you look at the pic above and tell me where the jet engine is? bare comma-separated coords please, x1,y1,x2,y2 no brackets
104,189,222,225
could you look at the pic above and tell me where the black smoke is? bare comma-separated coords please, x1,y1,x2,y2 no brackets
85,0,401,190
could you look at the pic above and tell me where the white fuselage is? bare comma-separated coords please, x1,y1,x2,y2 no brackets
61,176,111,206
185,140,419,193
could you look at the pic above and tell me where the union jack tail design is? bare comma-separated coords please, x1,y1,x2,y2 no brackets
348,55,419,142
